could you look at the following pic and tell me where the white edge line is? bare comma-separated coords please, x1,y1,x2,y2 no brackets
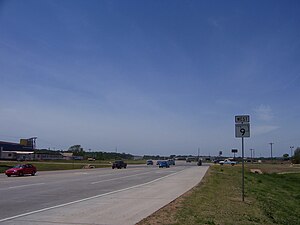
0,168,187,223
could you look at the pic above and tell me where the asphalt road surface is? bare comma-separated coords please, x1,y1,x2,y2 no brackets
0,161,209,225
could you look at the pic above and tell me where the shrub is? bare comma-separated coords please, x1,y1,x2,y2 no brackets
293,147,300,164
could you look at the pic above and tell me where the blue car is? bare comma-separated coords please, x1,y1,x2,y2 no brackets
158,161,169,168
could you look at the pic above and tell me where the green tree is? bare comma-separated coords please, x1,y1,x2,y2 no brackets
283,153,289,159
293,147,300,164
68,145,84,156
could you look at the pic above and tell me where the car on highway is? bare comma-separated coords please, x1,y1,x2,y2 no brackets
112,160,127,169
168,159,175,165
197,158,202,166
212,159,222,164
186,157,195,162
219,159,237,166
158,161,170,168
5,164,37,177
146,160,153,165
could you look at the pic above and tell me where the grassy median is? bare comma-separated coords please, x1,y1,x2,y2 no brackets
0,159,146,173
138,163,300,225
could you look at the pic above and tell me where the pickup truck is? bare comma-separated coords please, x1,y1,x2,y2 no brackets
112,160,127,169
219,159,237,166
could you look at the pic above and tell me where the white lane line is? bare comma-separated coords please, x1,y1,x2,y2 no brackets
0,183,45,191
156,170,176,174
0,168,187,223
96,173,116,178
91,171,154,184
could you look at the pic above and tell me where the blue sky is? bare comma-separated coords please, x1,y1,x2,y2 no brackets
0,0,299,157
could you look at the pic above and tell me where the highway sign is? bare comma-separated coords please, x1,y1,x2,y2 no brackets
234,115,250,202
235,123,250,138
235,115,250,124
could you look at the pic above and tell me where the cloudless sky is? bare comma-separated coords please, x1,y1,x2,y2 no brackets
1,0,300,157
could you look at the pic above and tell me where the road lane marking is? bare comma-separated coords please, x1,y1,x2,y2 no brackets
156,170,176,174
0,168,188,223
96,173,116,177
0,183,45,191
91,171,154,184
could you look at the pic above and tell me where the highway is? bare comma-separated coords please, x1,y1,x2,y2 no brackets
0,161,209,225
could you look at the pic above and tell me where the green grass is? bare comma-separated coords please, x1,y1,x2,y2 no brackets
0,162,107,173
32,162,110,171
0,164,12,173
173,166,270,225
0,161,108,173
247,172,300,225
0,159,146,173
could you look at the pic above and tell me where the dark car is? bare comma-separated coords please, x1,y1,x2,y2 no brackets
5,164,37,177
158,161,169,168
112,160,127,169
212,159,222,164
197,158,202,166
146,160,153,165
168,159,175,165
186,158,192,163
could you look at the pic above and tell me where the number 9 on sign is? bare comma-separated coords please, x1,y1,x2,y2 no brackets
235,124,250,138
240,128,246,136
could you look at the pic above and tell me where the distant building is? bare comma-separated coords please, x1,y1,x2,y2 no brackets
0,138,86,160
0,150,34,160
133,155,143,160
0,138,36,160
34,149,64,160
61,152,73,160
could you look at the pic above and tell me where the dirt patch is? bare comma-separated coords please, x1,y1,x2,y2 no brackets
250,169,263,174
246,163,300,174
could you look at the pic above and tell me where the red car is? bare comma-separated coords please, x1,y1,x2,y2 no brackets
5,164,37,177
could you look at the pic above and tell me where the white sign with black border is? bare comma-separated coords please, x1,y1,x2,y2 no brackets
235,115,250,124
235,123,250,138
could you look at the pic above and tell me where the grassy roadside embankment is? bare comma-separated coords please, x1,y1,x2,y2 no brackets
138,163,300,225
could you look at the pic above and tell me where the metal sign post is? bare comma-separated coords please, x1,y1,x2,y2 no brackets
235,115,250,202
242,136,244,202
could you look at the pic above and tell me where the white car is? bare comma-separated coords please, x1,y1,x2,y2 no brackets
219,159,237,166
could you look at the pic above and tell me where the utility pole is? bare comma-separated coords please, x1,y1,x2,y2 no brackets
269,143,274,160
197,147,200,160
290,146,294,162
250,148,254,163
